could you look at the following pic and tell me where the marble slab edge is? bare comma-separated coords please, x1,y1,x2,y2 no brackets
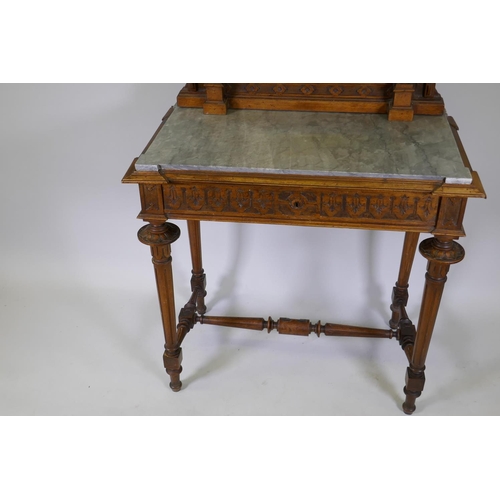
134,162,473,185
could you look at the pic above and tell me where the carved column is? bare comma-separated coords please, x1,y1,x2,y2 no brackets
390,232,420,330
402,237,465,414
138,221,183,391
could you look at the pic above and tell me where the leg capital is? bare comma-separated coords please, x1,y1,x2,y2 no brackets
138,222,181,247
419,237,465,265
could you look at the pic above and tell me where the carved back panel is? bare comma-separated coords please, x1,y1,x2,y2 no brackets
177,83,444,121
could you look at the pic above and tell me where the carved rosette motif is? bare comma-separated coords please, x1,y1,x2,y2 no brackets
328,86,344,96
161,185,440,224
245,84,260,94
357,85,373,96
300,85,315,95
273,84,287,95
278,191,318,216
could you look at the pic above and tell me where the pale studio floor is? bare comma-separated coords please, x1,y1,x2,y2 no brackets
1,222,498,416
1,83,499,416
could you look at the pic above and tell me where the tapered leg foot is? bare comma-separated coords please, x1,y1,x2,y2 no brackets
402,366,425,415
170,381,182,392
402,387,420,415
164,347,183,392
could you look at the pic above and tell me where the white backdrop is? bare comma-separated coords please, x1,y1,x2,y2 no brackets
1,83,499,415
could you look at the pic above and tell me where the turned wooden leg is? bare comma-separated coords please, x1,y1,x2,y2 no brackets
187,220,207,315
402,236,465,414
390,232,420,330
138,221,183,391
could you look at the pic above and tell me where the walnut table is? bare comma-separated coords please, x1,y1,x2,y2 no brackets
122,106,485,414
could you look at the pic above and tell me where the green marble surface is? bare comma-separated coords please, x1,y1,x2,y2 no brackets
136,107,472,184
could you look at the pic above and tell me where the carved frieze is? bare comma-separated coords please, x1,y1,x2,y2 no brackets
236,83,392,98
159,184,440,225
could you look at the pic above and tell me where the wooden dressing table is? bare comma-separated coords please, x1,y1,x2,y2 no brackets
122,85,485,414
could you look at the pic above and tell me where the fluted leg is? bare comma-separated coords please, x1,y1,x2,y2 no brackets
187,220,207,314
402,237,465,414
390,232,420,330
138,221,183,391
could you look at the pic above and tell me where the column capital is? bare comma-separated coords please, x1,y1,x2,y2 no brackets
419,237,465,265
138,222,180,247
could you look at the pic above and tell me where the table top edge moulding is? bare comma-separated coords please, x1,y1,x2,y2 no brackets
122,84,485,415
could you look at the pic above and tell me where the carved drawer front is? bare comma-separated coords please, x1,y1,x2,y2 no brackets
160,183,439,229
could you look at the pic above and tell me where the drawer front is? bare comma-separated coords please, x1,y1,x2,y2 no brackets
138,182,440,232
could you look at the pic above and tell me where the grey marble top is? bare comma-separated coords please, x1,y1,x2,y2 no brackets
136,107,472,184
